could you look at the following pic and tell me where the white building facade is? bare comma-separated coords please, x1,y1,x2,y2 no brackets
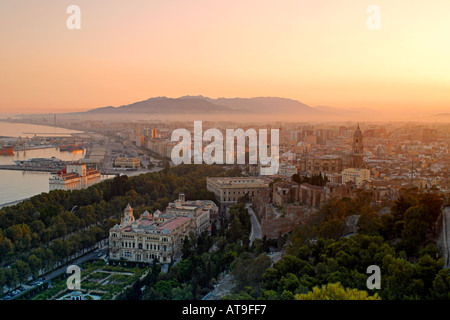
108,194,218,264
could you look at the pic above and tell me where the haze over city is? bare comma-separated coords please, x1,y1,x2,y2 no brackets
2,0,450,309
1,0,449,119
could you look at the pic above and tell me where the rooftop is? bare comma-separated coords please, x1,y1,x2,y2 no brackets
158,216,190,231
207,177,271,186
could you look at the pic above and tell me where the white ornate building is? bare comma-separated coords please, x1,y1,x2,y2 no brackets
108,193,218,264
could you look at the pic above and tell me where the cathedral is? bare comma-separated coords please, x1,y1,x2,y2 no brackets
301,125,365,175
351,124,364,168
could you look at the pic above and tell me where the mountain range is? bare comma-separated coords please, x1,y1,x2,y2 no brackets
48,95,447,122
84,95,323,116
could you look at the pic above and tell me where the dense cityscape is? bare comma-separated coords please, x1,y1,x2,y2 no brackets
0,115,449,302
1,1,450,317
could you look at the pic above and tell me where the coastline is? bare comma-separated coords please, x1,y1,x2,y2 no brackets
0,197,30,209
0,120,83,138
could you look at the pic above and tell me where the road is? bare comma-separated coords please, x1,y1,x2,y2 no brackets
44,245,109,283
1,243,108,300
204,250,282,300
246,203,262,245
442,206,450,268
204,273,235,300
101,167,163,176
206,203,282,301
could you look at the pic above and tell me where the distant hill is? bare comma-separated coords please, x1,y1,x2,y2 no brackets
85,96,233,114
432,113,450,117
208,97,321,115
314,105,379,116
82,95,326,118
10,96,448,123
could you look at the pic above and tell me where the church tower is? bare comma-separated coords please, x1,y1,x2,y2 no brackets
351,124,364,168
120,203,135,226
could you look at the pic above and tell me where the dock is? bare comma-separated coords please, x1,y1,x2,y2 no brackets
14,145,56,151
0,165,60,173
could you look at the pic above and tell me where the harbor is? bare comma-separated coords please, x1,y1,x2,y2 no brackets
0,163,158,175
0,122,91,206
0,122,160,207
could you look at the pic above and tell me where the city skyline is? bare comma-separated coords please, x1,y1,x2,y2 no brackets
1,0,450,115
1,1,450,306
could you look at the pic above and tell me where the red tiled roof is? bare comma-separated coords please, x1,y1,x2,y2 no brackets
158,217,190,231
138,219,155,226
60,173,80,180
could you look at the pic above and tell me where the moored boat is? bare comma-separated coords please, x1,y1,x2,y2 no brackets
0,146,14,155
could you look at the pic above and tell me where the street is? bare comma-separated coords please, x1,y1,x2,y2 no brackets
1,243,108,300
246,203,262,245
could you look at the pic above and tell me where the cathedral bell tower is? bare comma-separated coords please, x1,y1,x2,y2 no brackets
351,124,364,168
120,203,135,226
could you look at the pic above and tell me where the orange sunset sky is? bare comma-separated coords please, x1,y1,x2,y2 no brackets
0,0,449,115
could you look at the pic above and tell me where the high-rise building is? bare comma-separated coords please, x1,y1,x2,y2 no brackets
422,128,437,144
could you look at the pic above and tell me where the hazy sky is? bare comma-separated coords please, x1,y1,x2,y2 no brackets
1,0,449,114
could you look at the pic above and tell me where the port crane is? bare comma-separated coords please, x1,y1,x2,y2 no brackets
14,136,31,150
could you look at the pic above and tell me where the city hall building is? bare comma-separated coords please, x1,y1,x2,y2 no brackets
108,193,218,264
